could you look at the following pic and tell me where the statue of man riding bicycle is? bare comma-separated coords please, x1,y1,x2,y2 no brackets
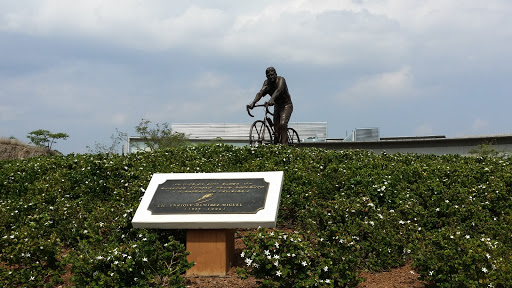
248,67,294,145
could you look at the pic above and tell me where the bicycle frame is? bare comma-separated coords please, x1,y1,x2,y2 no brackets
247,103,300,146
247,104,275,145
247,104,275,131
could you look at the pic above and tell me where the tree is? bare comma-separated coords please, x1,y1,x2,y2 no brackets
27,129,69,150
86,128,127,155
468,141,501,158
135,119,188,151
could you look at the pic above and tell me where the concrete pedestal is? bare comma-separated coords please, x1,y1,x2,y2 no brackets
186,229,235,276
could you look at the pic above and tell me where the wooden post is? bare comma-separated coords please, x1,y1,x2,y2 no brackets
186,229,235,276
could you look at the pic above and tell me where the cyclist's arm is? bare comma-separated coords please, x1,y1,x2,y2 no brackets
249,80,269,108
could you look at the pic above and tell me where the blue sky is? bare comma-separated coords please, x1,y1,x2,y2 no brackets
1,0,511,154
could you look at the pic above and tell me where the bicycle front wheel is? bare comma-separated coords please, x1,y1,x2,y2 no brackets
287,128,300,145
249,120,273,146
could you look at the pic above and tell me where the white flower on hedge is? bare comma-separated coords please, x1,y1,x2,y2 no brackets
240,252,245,258
264,250,270,256
142,257,148,262
301,261,308,266
275,242,279,248
245,258,253,266
325,279,330,284
482,267,488,273
276,270,282,277
465,235,470,239
96,256,104,260
323,266,328,272
274,260,279,266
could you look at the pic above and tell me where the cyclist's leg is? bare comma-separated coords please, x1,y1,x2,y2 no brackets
279,103,293,144
273,105,281,144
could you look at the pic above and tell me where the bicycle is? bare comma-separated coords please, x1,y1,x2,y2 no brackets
246,103,300,146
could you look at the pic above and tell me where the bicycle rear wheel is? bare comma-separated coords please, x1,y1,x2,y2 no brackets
249,120,273,146
287,128,300,145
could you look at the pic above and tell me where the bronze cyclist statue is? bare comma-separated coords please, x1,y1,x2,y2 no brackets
248,67,294,145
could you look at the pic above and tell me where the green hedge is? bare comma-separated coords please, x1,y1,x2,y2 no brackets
1,144,511,287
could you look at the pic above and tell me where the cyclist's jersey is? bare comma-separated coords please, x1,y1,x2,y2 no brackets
259,76,293,106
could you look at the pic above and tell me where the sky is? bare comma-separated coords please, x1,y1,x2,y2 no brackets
1,0,511,154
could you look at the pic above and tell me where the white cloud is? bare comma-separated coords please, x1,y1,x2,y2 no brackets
414,124,434,136
0,105,26,121
0,1,231,50
471,118,488,131
0,62,106,114
337,66,416,104
159,71,253,123
0,1,407,65
193,72,229,90
110,113,129,126
3,1,510,67
1,0,512,153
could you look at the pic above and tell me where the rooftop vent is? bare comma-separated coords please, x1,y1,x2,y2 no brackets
343,128,380,142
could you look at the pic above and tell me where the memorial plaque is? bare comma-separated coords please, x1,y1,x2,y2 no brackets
132,171,283,229
148,178,269,214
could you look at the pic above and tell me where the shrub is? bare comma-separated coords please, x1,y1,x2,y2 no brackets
68,231,192,288
1,144,512,287
237,228,361,287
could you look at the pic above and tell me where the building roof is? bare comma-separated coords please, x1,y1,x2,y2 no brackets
171,123,327,141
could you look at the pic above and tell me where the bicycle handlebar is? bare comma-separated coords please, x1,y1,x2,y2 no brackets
246,105,254,117
246,103,272,117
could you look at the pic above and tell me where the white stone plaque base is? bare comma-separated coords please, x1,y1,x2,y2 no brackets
132,171,283,229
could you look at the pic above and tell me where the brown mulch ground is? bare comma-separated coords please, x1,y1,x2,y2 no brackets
185,265,425,288
184,231,426,288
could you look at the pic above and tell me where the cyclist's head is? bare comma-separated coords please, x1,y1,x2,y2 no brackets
266,67,277,83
